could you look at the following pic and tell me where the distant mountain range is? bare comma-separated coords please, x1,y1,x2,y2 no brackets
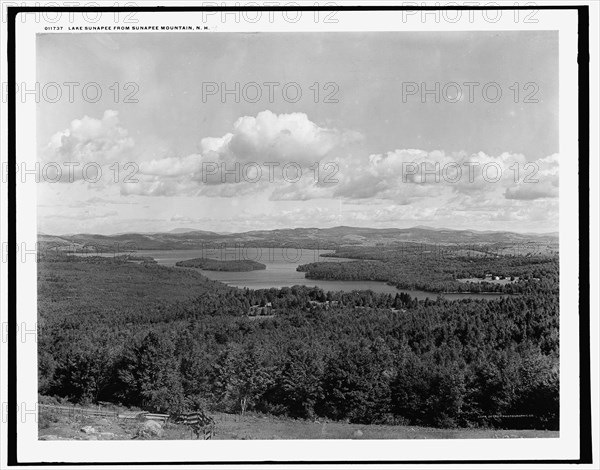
38,226,559,253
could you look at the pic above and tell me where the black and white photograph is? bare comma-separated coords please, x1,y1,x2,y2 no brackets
1,3,598,468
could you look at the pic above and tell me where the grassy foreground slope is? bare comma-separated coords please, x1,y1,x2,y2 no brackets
39,403,558,440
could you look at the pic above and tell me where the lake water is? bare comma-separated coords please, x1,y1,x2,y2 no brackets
132,248,504,301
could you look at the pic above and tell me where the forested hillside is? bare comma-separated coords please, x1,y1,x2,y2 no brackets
299,248,557,293
175,258,266,271
38,253,559,430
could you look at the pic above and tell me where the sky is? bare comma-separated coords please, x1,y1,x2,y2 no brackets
36,31,559,235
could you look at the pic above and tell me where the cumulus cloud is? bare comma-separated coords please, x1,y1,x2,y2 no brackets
128,110,360,198
139,154,200,178
213,110,359,165
41,109,360,196
503,153,558,200
330,149,559,204
43,110,134,183
40,109,559,234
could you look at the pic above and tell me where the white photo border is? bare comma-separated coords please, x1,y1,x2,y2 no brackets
4,2,592,467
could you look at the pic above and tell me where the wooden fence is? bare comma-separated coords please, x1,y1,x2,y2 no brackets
40,404,118,419
39,404,169,422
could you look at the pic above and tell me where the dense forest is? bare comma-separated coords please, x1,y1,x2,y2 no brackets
176,257,267,272
299,246,557,294
38,252,559,430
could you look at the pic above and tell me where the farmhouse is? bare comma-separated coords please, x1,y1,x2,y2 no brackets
248,302,272,316
308,300,340,311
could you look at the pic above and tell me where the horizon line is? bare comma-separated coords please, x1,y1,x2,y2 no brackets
38,224,560,238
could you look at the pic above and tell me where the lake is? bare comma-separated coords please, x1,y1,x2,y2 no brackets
131,248,504,301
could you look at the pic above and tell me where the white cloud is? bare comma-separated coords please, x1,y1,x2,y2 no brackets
129,110,361,198
44,110,134,183
222,110,358,165
39,109,559,233
331,149,558,203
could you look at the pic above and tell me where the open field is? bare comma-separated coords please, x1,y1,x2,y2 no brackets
457,277,518,285
208,413,558,440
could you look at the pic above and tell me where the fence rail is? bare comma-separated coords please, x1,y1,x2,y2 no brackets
40,404,171,422
40,404,119,418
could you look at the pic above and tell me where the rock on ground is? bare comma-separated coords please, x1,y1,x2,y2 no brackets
135,420,163,439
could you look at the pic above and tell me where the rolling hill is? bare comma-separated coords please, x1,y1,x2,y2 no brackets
37,226,559,254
